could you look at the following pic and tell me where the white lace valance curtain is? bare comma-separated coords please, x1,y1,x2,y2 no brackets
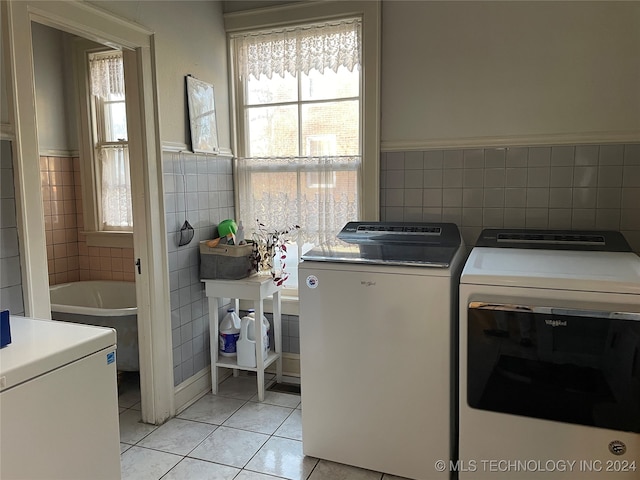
236,156,360,246
234,18,361,80
90,53,125,99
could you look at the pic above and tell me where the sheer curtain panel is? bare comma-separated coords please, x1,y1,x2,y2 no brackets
236,155,360,247
99,145,133,230
89,52,132,230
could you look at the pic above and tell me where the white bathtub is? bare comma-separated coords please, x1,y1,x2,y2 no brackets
50,281,139,371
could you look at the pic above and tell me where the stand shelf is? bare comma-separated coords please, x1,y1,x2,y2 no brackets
202,275,283,401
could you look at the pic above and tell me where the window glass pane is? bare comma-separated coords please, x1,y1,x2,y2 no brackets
247,105,298,157
301,66,359,101
247,72,297,105
103,98,128,142
302,101,359,156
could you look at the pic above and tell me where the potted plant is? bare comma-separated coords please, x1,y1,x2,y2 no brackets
251,220,300,286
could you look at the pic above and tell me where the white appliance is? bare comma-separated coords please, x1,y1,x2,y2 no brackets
459,229,640,479
0,316,121,479
299,222,465,480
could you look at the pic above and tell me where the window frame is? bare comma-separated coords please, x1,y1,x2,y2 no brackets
225,0,380,222
73,40,133,248
225,1,380,303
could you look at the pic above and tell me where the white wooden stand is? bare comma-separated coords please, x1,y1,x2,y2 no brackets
202,275,282,401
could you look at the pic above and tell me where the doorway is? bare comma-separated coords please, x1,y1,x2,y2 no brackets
5,0,174,424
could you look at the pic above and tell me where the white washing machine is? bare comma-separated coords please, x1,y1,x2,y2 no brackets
459,229,640,479
299,222,465,480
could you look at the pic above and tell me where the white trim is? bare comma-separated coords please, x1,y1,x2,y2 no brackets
5,1,50,320
0,124,15,140
37,148,80,157
123,44,175,424
174,355,301,414
175,367,213,414
25,0,152,50
83,230,134,248
240,295,299,316
6,0,173,425
174,368,236,414
381,131,640,152
162,141,189,153
226,0,369,32
162,140,234,157
266,353,300,378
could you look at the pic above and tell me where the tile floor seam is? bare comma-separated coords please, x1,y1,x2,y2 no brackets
181,426,223,460
120,373,405,480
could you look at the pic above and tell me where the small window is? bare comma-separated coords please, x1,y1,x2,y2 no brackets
88,51,133,231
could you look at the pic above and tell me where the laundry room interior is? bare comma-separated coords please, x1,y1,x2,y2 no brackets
1,1,639,480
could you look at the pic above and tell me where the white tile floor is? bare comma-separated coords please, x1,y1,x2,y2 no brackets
118,373,408,480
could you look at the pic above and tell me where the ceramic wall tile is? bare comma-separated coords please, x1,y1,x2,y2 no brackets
506,147,528,167
599,145,624,165
553,145,577,166
424,150,444,169
528,147,551,167
624,144,640,165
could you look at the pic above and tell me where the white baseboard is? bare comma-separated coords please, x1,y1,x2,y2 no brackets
266,353,300,377
174,367,231,415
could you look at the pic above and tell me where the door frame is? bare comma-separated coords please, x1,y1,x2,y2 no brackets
5,0,174,424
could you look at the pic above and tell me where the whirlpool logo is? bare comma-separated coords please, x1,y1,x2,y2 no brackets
609,440,626,456
545,319,568,327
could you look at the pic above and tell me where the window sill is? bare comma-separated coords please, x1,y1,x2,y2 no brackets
83,230,134,248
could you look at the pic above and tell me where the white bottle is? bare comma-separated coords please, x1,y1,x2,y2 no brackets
237,316,257,368
219,308,241,357
247,309,270,352
236,220,245,244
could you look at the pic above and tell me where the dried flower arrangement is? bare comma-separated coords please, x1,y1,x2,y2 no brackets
251,220,300,286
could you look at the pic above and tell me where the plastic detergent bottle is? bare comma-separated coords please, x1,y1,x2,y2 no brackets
219,308,241,357
236,220,245,244
247,309,270,352
237,315,257,368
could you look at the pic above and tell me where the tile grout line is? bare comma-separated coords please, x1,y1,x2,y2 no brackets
120,375,312,480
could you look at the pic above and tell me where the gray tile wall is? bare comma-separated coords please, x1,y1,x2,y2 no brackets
0,140,25,315
380,143,640,253
163,150,235,386
240,311,300,356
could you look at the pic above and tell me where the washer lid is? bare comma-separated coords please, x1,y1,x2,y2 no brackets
301,241,460,267
461,247,640,294
301,222,462,267
0,316,116,392
475,228,631,251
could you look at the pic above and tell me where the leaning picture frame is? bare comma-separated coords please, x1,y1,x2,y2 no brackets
186,75,219,154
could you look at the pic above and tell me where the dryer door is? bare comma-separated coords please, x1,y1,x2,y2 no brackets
467,302,640,433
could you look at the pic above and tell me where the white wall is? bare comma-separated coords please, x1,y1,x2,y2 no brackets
381,1,640,149
31,23,77,152
88,0,230,151
1,25,8,127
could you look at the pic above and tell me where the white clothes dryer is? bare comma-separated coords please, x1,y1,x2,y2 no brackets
459,229,640,479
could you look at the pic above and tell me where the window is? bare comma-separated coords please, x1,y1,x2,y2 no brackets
231,17,365,289
88,51,133,231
